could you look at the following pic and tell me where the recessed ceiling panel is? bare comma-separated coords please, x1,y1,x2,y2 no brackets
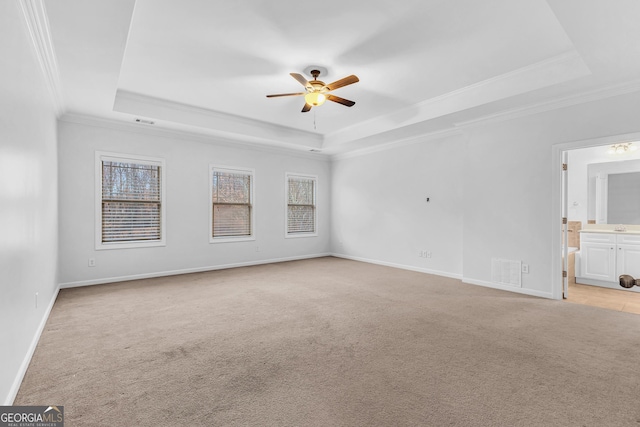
116,0,581,138
43,0,640,155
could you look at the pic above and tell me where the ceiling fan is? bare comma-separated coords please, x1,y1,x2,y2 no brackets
266,69,359,113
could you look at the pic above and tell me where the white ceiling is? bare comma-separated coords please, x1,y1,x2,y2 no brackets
42,0,640,155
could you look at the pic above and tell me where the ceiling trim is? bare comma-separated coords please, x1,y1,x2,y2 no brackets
331,128,465,161
453,78,640,128
60,113,331,161
322,51,591,149
18,0,64,116
113,90,323,150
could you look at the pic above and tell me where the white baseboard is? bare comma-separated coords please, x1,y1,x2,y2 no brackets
462,277,554,299
331,253,463,280
59,253,332,289
331,253,554,299
5,285,60,405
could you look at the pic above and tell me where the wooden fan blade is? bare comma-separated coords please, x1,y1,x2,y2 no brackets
301,103,312,113
266,92,305,98
327,94,355,107
325,75,359,91
290,73,313,90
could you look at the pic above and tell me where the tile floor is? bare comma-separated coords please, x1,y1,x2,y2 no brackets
566,282,640,314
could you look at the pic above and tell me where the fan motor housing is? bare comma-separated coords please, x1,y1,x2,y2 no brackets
309,81,326,91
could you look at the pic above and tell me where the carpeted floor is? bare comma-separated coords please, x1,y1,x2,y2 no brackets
15,257,640,426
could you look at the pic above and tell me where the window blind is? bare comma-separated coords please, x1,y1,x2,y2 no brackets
212,170,252,237
102,161,162,243
287,176,316,234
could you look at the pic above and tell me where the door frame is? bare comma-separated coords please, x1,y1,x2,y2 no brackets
562,150,569,299
551,131,640,300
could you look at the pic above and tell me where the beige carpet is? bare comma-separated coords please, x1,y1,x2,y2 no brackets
15,257,640,426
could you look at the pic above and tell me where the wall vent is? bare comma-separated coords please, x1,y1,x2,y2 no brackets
491,258,522,287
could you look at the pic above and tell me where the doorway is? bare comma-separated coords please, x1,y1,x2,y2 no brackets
560,139,640,313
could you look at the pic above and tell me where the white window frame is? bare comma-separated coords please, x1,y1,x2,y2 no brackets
95,151,166,250
285,172,318,238
209,165,255,244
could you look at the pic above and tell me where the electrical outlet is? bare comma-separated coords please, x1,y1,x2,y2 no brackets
418,250,423,257
522,264,529,274
88,258,96,267
426,251,432,258
255,246,260,252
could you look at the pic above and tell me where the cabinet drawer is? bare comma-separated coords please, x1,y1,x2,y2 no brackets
617,234,640,245
580,232,616,243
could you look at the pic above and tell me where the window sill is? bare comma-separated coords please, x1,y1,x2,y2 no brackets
285,233,318,239
96,240,166,250
210,236,256,244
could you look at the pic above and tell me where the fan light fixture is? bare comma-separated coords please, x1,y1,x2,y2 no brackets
607,142,638,154
266,68,359,112
304,92,326,106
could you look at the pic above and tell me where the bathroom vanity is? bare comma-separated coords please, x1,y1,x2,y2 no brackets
576,226,640,291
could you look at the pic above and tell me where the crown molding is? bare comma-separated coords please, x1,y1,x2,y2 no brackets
18,0,64,116
323,51,590,148
113,90,323,150
453,79,640,128
423,51,586,108
59,113,331,161
330,78,640,160
331,128,465,161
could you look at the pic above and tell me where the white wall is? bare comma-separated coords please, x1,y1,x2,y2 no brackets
332,90,640,299
57,119,331,286
461,114,562,297
0,2,59,404
460,92,640,297
331,134,465,278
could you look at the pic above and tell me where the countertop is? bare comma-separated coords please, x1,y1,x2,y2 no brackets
580,226,640,235
580,229,640,235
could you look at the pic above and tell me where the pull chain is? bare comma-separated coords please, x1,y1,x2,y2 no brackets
314,110,317,130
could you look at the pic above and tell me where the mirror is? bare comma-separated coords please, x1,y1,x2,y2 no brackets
588,159,640,225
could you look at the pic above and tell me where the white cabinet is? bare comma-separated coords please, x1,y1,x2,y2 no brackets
617,245,640,277
580,242,616,282
579,232,640,285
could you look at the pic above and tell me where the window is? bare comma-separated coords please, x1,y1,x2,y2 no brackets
96,152,165,249
210,166,254,242
286,173,317,237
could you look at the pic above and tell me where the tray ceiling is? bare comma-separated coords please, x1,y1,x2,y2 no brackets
41,0,640,154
